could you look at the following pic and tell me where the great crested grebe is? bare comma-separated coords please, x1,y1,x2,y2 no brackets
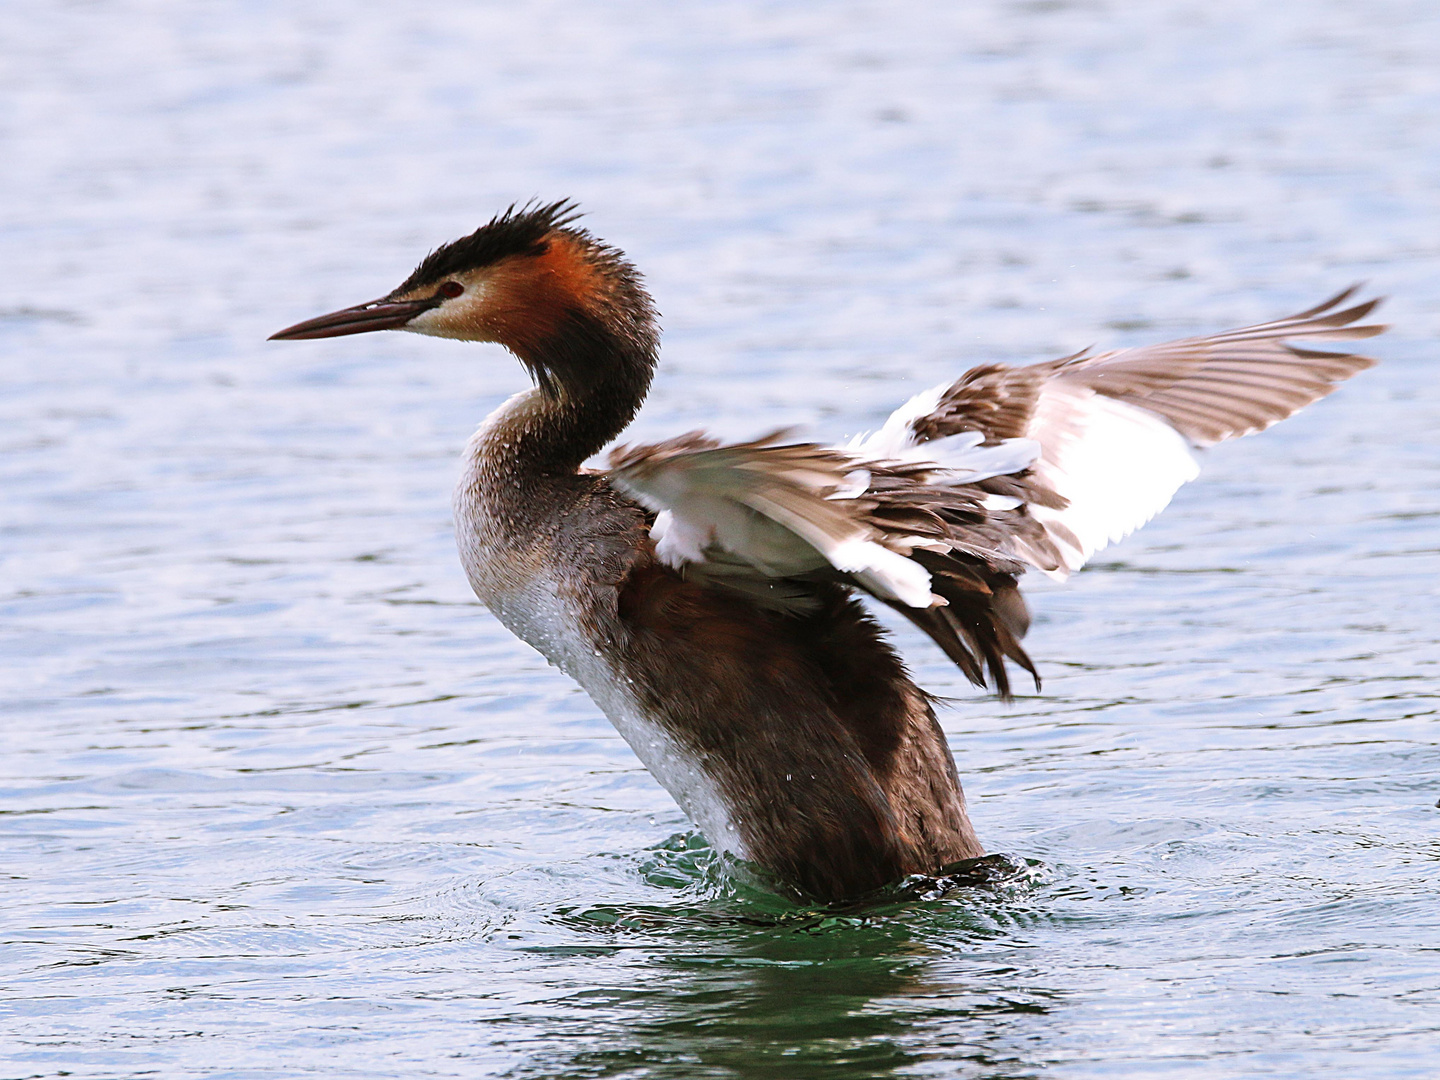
272,201,1383,901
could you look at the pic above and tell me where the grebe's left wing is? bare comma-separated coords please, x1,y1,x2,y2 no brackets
871,286,1384,576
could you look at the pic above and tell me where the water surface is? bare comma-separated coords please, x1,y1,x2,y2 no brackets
3,2,1439,1077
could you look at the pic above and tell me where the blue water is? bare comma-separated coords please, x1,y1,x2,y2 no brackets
3,2,1439,1076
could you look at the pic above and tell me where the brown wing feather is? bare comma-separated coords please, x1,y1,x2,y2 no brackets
880,554,1039,700
908,287,1382,450
856,467,1055,697
610,434,1052,695
911,363,1049,444
1053,288,1384,445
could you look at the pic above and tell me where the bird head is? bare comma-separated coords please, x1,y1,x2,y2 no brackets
270,200,657,397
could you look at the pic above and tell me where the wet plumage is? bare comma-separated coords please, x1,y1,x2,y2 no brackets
271,201,1383,901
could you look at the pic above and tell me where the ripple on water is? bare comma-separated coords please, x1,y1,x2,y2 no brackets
6,1,1440,1077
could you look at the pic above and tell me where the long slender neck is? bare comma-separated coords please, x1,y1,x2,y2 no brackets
484,317,657,479
520,358,652,475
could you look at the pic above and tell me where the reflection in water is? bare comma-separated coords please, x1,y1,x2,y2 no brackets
507,844,1060,1079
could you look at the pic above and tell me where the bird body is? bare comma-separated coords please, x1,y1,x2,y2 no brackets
272,201,1383,901
450,390,756,865
450,386,982,897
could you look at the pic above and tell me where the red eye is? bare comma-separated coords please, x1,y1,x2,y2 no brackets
438,281,464,298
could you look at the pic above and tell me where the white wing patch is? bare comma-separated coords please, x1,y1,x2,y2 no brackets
846,378,1190,577
823,538,936,608
650,509,709,567
920,430,1043,482
848,383,947,459
849,384,1041,482
612,437,947,609
613,395,1053,612
1026,384,1199,577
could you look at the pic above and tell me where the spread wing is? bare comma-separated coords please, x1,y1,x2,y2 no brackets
608,430,1054,695
890,286,1383,575
607,288,1383,697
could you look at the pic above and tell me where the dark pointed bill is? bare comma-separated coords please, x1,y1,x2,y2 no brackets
268,297,440,340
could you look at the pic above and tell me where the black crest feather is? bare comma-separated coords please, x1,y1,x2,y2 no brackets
391,199,583,296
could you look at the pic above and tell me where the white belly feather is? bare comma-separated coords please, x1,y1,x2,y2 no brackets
452,419,749,861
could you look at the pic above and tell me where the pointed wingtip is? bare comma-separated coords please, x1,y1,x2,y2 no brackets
1291,283,1388,327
